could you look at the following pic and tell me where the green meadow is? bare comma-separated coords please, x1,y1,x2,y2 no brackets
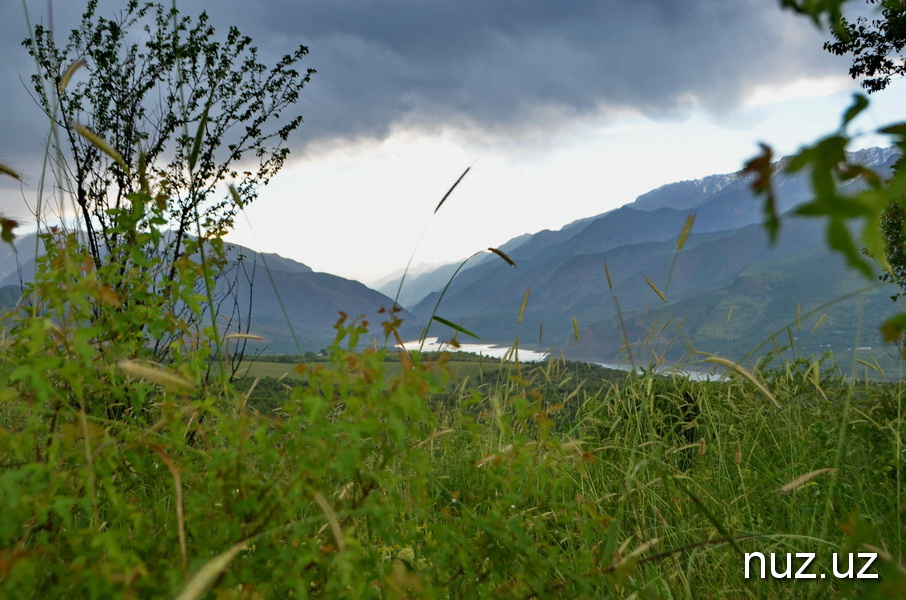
2,0,906,598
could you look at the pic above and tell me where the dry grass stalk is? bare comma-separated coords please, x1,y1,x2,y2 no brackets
152,446,187,570
174,541,248,600
58,58,85,92
313,491,346,552
779,468,836,494
703,355,781,408
118,360,195,390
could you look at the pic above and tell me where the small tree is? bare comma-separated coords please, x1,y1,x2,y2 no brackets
751,0,906,340
819,1,906,305
823,0,906,93
23,0,314,360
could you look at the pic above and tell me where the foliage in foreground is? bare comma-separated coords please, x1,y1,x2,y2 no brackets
1,0,906,597
1,234,905,598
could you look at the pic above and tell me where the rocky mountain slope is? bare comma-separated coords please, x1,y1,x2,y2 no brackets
400,146,901,365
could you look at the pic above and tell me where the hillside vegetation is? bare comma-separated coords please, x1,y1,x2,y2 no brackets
2,1,906,598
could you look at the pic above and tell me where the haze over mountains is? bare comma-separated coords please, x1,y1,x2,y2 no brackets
0,235,419,354
384,146,901,365
1,147,900,364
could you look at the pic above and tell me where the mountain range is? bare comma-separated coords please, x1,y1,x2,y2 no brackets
1,146,901,366
384,146,902,367
0,233,419,354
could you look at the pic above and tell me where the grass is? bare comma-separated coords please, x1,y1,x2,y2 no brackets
2,2,905,597
4,224,902,598
241,356,512,383
3,226,905,599
215,349,906,597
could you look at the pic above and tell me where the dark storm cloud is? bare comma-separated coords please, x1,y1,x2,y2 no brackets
2,0,846,165
193,0,845,146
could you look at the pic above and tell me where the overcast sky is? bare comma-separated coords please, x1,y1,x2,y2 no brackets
2,0,903,283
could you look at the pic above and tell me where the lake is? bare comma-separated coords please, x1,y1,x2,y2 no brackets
398,337,550,362
595,362,727,382
398,338,726,380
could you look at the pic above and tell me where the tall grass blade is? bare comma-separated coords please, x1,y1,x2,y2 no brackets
518,287,530,325
665,214,695,298
668,474,746,557
432,315,481,341
644,276,667,304
151,446,187,570
855,357,884,377
228,184,245,209
434,166,470,213
75,124,129,174
487,247,517,268
188,103,211,172
418,248,514,348
676,214,695,251
389,328,414,370
236,203,305,355
118,360,195,391
779,468,836,493
313,492,346,552
739,282,885,364
175,541,248,600
0,164,21,180
703,355,781,408
391,164,475,334
605,263,636,370
58,58,85,92
812,313,828,332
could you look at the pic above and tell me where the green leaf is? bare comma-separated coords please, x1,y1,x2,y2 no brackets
743,144,780,243
431,315,481,341
880,312,906,342
827,218,873,277
779,0,847,27
840,93,869,129
878,122,906,138
0,218,18,244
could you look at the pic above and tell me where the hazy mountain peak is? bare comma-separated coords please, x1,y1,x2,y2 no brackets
849,145,899,167
627,146,897,213
629,172,742,212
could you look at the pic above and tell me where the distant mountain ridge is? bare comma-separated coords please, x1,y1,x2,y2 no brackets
628,173,741,212
399,146,901,365
0,235,416,353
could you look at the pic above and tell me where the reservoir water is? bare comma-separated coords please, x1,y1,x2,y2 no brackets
398,338,724,380
398,337,549,362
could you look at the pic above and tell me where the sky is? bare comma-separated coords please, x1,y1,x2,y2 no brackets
2,0,905,284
